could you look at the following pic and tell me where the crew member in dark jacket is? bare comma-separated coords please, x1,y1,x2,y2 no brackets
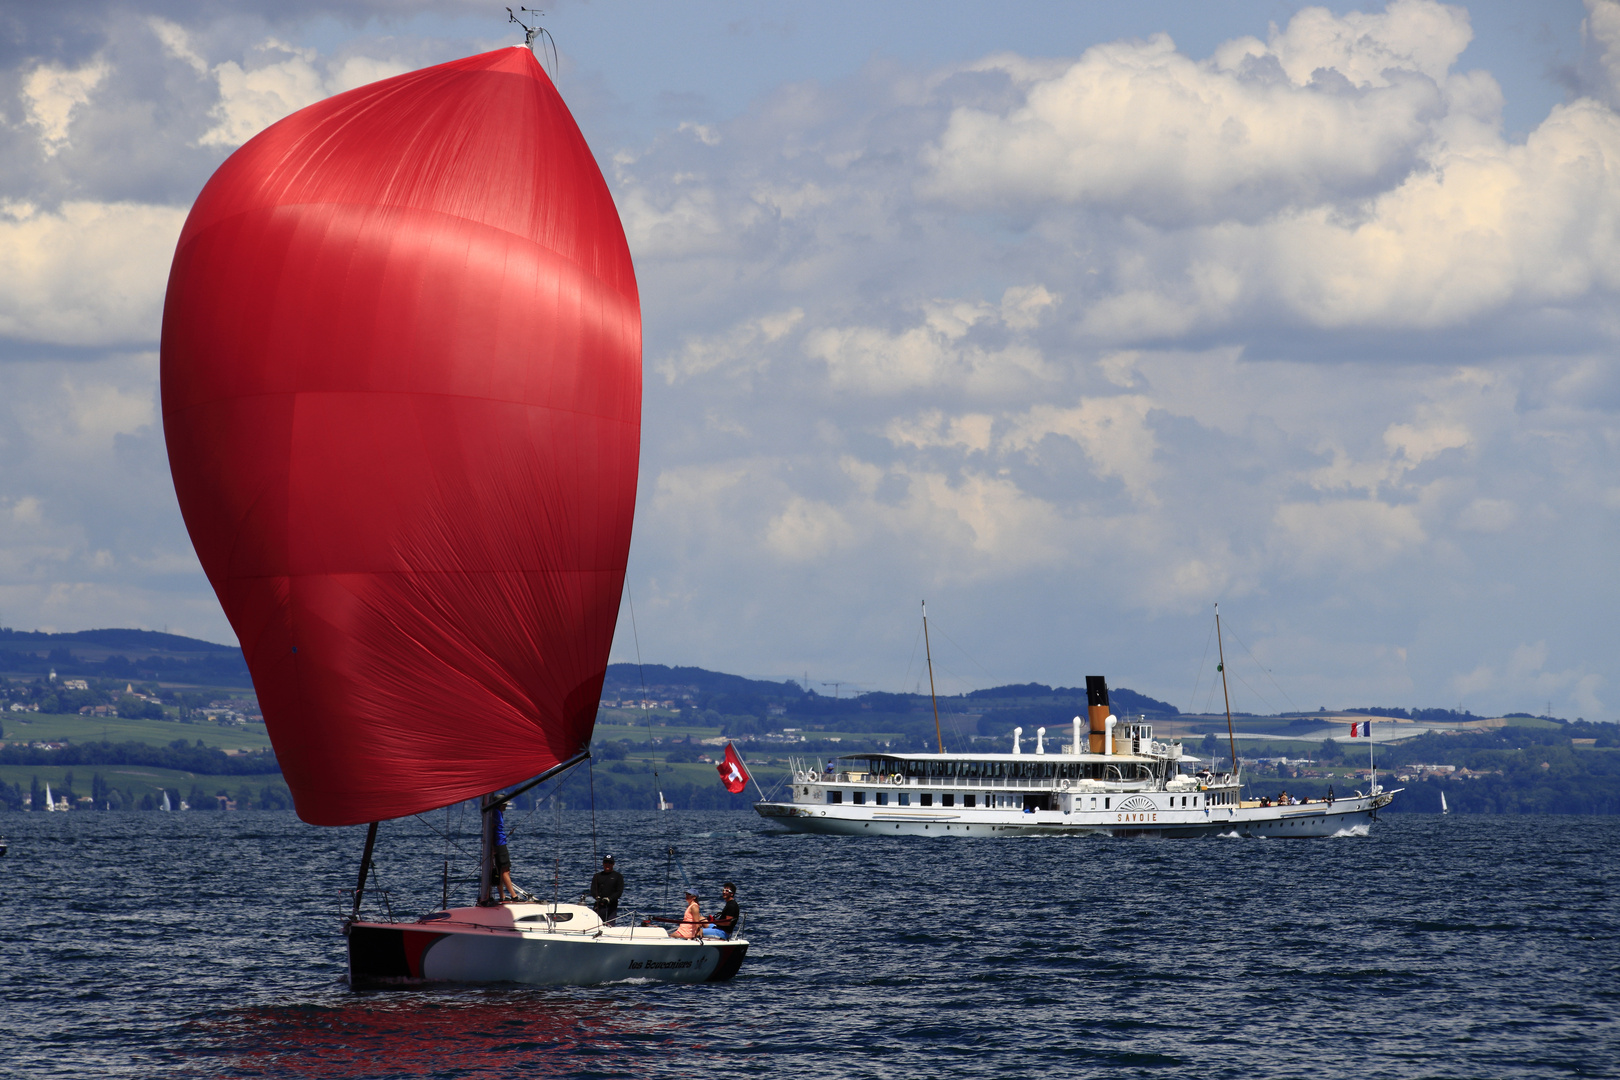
589,855,624,921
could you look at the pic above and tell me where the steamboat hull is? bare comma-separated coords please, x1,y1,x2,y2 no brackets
756,796,1387,838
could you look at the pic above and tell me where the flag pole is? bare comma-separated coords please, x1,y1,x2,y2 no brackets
1369,720,1377,794
734,742,769,802
923,600,944,753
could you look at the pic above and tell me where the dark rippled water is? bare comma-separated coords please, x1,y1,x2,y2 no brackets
2,809,1615,1078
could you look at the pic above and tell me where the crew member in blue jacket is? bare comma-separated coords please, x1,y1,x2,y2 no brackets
494,800,518,902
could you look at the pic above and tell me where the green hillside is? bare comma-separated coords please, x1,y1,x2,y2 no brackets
0,626,250,686
3,711,272,752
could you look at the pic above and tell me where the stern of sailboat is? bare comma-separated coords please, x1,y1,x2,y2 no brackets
347,922,448,985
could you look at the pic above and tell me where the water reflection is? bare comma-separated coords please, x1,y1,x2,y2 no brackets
195,993,686,1078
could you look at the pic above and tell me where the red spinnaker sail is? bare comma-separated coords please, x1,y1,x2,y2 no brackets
160,47,641,827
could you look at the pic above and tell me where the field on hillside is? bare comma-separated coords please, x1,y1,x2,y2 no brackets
2,711,272,752
594,709,904,745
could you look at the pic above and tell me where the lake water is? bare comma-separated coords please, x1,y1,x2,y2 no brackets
2,809,1614,1078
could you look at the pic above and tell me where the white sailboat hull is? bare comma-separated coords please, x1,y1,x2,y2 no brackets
347,903,748,987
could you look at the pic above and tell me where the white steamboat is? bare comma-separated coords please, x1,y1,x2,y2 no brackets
755,674,1397,838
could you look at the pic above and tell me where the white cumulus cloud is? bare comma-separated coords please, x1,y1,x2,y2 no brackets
152,20,409,149
926,1,1475,224
806,289,1055,394
0,201,187,347
21,57,110,155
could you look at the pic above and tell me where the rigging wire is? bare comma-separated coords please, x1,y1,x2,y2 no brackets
588,756,599,870
411,809,481,862
671,848,694,892
553,767,562,908
663,845,672,911
1223,618,1303,715
899,620,923,694
506,774,550,842
925,614,1006,748
628,590,661,795
1187,615,1216,713
930,621,997,687
1229,668,1274,715
366,855,391,921
925,651,988,741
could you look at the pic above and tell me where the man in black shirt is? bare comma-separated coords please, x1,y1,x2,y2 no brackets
589,855,623,921
705,881,739,938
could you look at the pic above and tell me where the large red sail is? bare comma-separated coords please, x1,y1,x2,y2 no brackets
160,48,640,827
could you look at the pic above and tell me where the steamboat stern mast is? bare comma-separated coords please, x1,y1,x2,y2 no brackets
923,600,945,753
1214,603,1241,792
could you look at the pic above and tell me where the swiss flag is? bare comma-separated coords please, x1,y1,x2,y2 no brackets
717,743,750,794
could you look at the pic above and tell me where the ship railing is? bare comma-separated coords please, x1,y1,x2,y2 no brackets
598,908,744,940
506,902,674,938
817,773,1167,791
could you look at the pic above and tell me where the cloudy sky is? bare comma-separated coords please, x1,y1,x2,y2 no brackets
2,0,1616,719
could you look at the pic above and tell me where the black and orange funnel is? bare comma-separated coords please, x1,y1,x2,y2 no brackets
1086,676,1110,753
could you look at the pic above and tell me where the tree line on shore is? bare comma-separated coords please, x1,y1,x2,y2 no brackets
6,771,292,812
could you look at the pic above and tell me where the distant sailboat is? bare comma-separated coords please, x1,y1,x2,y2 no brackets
161,790,172,812
44,783,55,813
1440,790,1449,815
657,791,673,811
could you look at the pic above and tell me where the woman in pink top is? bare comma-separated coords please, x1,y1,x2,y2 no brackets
672,890,703,939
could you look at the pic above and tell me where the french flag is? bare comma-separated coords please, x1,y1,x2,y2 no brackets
1350,721,1371,738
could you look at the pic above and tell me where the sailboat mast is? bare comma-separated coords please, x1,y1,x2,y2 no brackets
478,793,496,905
923,600,944,754
1214,604,1240,787
350,821,378,923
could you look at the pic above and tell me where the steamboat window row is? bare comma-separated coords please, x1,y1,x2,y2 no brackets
821,790,1217,811
846,758,1162,781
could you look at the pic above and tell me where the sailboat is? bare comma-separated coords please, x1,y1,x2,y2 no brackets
161,23,745,986
43,783,55,813
657,791,673,811
160,790,172,812
1440,789,1449,815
